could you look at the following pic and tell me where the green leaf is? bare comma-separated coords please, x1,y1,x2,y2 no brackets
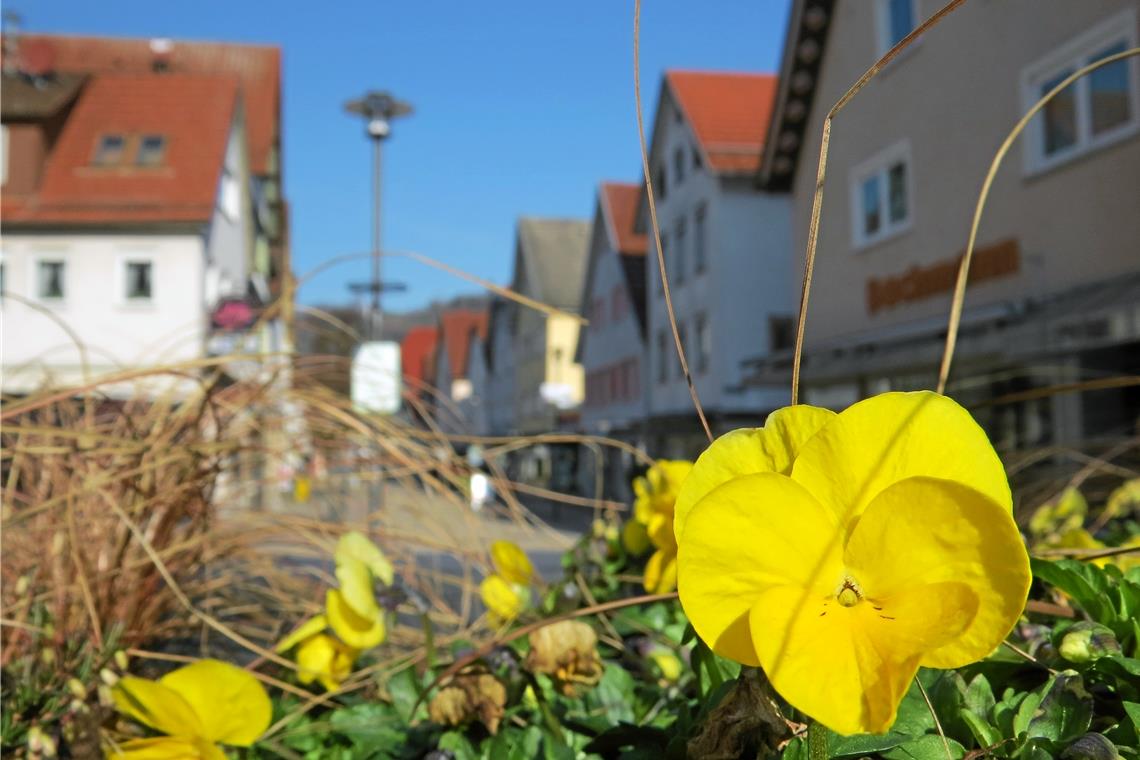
1031,559,1116,626
828,731,911,757
1014,672,1093,744
880,734,966,759
385,665,424,722
438,730,479,760
328,703,407,749
960,710,1001,751
964,673,996,721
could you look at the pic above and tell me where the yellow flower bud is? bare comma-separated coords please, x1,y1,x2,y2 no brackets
114,650,130,670
67,678,87,699
99,668,119,687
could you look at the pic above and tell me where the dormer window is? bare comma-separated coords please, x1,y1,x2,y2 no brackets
92,134,126,166
136,135,166,166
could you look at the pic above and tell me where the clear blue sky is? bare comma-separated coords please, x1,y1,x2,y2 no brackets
24,0,791,309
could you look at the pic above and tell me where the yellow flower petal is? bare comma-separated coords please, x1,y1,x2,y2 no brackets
112,677,204,739
490,540,534,585
791,391,1011,533
621,519,651,556
336,556,381,620
295,633,356,691
676,473,844,666
275,614,328,653
335,530,394,586
673,405,835,541
159,659,272,747
643,548,678,594
844,476,1031,669
480,574,525,622
646,511,676,552
749,580,976,735
110,736,226,759
326,588,386,649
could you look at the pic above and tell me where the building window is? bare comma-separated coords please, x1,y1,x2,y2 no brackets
136,135,166,166
674,217,687,285
1021,8,1139,174
125,261,153,301
692,145,703,171
694,204,708,274
850,140,912,249
876,0,917,56
657,330,668,383
92,134,126,166
37,260,66,300
673,147,685,186
655,167,667,200
769,315,796,352
695,312,711,374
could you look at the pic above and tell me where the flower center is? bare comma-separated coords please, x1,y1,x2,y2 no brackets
836,578,862,608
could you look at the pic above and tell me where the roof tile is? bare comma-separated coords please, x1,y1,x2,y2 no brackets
666,70,778,174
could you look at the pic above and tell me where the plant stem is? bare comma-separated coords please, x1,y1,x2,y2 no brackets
421,613,436,671
808,720,829,760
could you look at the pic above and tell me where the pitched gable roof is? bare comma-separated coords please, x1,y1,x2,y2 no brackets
666,70,779,175
514,217,590,311
438,309,488,380
4,34,281,176
2,73,239,225
599,182,648,256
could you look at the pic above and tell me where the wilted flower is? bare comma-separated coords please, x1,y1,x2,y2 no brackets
427,672,507,735
109,659,271,758
525,620,603,696
676,392,1031,735
632,460,692,593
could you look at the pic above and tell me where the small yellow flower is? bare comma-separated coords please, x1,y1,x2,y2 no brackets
276,614,360,691
490,540,534,585
108,659,271,758
650,650,683,682
621,519,651,556
480,574,529,623
676,392,1031,735
633,461,692,594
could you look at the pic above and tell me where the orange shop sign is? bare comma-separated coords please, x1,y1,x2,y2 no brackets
866,238,1020,315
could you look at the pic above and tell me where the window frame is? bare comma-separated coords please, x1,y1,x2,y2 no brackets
1019,7,1140,177
92,133,127,166
135,134,167,167
874,0,919,59
673,216,687,285
695,312,711,375
32,256,68,303
694,203,708,274
656,330,668,384
119,257,156,305
849,139,914,250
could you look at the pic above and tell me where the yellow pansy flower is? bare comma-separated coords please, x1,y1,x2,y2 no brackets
108,659,271,758
480,574,529,623
490,540,534,585
676,392,1031,736
633,460,692,593
336,530,395,586
276,613,362,691
621,518,651,556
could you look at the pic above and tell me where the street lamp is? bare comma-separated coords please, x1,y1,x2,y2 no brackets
344,91,412,339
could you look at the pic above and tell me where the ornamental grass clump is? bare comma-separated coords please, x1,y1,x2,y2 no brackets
675,391,1032,735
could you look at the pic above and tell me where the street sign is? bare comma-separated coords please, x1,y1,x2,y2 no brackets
351,341,402,414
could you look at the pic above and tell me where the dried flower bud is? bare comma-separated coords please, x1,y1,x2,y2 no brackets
114,650,130,670
99,668,119,687
97,684,114,707
66,678,87,699
1062,733,1121,760
427,672,507,734
15,575,30,595
40,648,55,667
525,620,603,696
51,532,67,558
1060,623,1120,664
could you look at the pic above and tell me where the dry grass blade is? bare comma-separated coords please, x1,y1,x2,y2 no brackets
791,0,968,404
633,0,713,444
936,46,1140,393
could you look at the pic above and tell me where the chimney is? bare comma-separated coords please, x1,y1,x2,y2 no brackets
149,37,173,72
2,10,22,76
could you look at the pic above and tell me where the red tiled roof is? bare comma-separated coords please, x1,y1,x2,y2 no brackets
2,74,239,225
401,325,438,386
666,70,778,174
439,310,488,380
600,182,647,256
4,34,281,176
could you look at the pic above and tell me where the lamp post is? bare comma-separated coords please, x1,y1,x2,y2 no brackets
344,91,412,339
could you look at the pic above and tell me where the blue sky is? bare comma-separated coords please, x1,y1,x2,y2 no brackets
24,0,791,309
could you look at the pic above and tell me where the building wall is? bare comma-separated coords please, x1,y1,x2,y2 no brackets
645,96,794,423
463,334,491,437
204,116,253,306
514,302,550,434
2,123,49,194
1,232,206,394
580,239,647,435
794,0,1140,350
546,313,584,404
486,302,517,436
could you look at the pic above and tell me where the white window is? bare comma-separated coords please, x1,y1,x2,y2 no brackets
1021,8,1139,175
36,259,66,301
92,134,125,166
875,0,917,57
850,140,912,249
124,260,154,302
136,135,166,167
